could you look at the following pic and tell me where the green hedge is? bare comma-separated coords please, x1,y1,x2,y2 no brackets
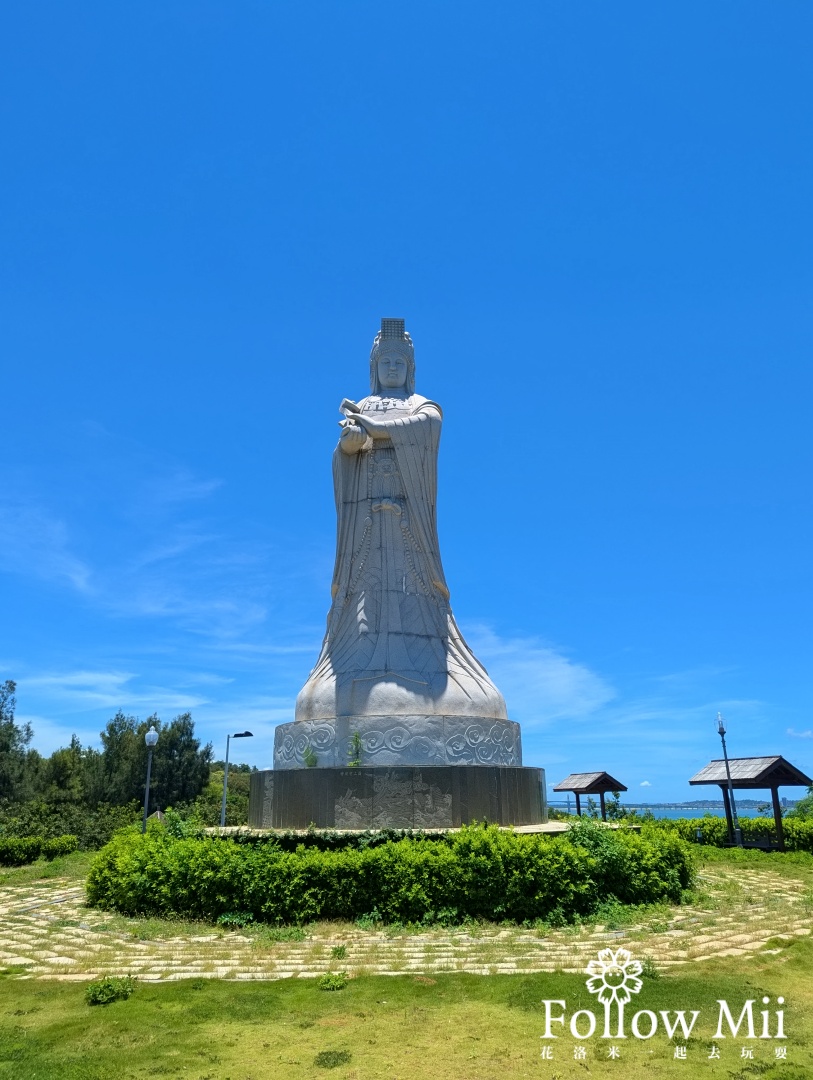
161,813,442,852
220,827,449,852
648,815,813,853
86,822,694,925
0,801,140,851
0,835,79,866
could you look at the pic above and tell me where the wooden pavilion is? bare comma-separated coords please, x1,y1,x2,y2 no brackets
553,771,627,821
688,755,811,851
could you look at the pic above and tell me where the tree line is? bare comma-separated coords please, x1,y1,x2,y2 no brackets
0,679,253,845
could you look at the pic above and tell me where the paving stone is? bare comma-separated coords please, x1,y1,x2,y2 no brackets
1,866,810,982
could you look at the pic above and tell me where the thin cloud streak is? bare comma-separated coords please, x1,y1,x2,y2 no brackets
467,625,616,727
15,713,103,755
1,452,275,644
24,669,209,714
0,504,91,592
147,469,223,505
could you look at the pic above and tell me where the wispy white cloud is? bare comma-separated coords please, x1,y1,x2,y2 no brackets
146,469,224,505
212,640,320,657
125,530,218,572
196,695,294,732
788,727,813,739
640,780,652,787
175,672,235,688
0,505,91,591
15,712,102,755
583,697,766,742
652,665,737,686
15,661,297,761
466,626,616,727
114,590,269,638
24,669,209,714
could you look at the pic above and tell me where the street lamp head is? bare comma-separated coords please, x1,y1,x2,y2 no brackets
144,725,159,748
716,712,726,737
232,731,253,738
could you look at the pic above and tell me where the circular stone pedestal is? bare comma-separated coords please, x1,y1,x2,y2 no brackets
248,765,546,830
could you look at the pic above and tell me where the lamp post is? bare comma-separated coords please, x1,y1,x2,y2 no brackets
220,731,253,828
717,712,743,847
142,725,159,834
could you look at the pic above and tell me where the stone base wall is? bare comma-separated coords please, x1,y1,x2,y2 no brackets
248,765,546,830
273,716,522,770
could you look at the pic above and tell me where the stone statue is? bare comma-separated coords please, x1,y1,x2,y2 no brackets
274,319,521,769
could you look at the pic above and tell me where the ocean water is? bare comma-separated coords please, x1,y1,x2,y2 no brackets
547,804,783,820
630,806,773,821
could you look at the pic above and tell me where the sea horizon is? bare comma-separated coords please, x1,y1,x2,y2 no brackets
546,801,795,820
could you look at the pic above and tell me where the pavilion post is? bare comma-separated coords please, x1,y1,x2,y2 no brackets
720,784,735,845
599,791,606,821
575,793,581,817
771,786,785,852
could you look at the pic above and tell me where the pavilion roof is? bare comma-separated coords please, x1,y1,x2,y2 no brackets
553,771,628,794
689,756,812,789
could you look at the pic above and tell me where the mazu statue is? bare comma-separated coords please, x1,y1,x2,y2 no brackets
274,318,522,769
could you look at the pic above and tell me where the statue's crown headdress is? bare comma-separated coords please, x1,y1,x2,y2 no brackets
369,317,415,393
380,318,406,340
372,317,413,354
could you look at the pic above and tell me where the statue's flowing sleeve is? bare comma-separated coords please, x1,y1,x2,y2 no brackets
386,400,449,601
329,398,447,605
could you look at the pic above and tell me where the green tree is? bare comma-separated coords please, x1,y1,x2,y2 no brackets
0,680,33,802
99,711,144,804
98,710,212,808
787,785,813,819
78,744,107,806
40,736,86,804
150,712,213,808
193,764,253,826
604,791,628,820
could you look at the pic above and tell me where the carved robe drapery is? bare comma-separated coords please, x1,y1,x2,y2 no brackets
295,393,508,725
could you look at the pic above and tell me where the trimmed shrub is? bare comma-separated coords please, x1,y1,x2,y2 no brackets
782,818,813,852
0,801,139,851
647,815,813,853
569,818,694,905
42,835,81,859
219,827,448,852
0,837,40,866
0,834,78,866
87,822,694,925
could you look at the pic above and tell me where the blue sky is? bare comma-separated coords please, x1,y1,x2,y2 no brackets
1,3,811,802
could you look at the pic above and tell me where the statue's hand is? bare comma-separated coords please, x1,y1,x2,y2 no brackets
340,398,361,416
352,412,388,438
339,423,366,455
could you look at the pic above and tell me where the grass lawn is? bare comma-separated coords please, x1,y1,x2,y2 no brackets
1,942,811,1080
0,851,94,889
1,847,811,1079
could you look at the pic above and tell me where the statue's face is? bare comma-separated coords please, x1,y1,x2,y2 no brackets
377,350,408,390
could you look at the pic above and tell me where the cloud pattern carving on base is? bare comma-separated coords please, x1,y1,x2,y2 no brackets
274,716,522,769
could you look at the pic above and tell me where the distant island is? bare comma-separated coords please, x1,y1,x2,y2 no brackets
548,798,798,809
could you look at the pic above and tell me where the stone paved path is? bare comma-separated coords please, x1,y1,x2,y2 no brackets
0,866,809,982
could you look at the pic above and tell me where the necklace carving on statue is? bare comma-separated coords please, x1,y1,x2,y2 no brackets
366,396,409,413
